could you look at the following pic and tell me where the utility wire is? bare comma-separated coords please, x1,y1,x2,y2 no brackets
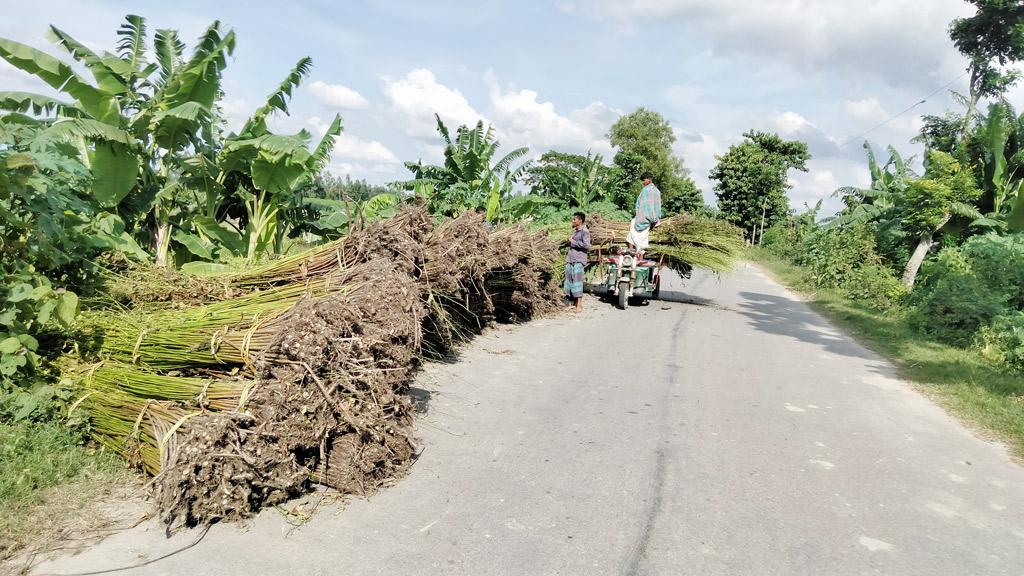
842,70,969,146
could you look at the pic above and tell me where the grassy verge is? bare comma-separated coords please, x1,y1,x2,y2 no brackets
0,421,131,561
749,248,1024,460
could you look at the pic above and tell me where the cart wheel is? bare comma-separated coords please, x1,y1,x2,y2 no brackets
617,280,629,310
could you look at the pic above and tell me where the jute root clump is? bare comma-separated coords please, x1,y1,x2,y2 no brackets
67,208,560,526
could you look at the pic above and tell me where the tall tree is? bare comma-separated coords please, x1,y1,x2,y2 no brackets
525,151,616,210
835,146,983,288
897,151,982,287
607,108,704,214
0,16,339,266
405,115,529,216
710,130,810,240
949,0,1024,136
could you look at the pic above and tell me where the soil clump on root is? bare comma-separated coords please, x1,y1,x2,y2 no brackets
69,210,562,528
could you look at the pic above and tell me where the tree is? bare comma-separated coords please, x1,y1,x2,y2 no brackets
405,115,530,216
0,17,239,266
525,151,615,210
915,112,967,155
1,16,342,267
949,0,1024,136
607,108,704,214
710,130,810,240
897,151,982,287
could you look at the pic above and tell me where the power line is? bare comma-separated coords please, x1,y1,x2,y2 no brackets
842,70,969,146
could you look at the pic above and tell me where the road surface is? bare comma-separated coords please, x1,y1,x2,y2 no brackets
31,263,1024,576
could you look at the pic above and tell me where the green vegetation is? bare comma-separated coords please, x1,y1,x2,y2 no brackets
751,249,1024,459
710,130,810,242
608,107,704,214
4,0,1023,551
0,421,126,557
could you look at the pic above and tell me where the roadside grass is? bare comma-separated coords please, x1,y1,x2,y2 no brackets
0,421,132,562
749,249,1024,460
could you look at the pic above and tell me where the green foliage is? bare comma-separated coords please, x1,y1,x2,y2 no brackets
761,200,822,260
1,15,339,268
958,233,1024,306
794,224,878,289
406,115,529,216
977,311,1024,371
0,122,149,421
909,247,1008,344
949,1,1024,116
899,150,982,236
608,108,704,214
525,151,617,211
711,130,810,239
842,264,908,311
529,199,630,227
0,421,110,510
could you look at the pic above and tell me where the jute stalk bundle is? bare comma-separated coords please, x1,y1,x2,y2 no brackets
83,272,364,369
586,214,745,273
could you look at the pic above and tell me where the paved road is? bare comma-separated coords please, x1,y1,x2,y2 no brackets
32,264,1024,576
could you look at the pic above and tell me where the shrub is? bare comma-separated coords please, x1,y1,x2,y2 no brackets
795,224,879,289
909,248,1008,345
976,311,1024,372
842,264,908,310
761,224,800,260
959,233,1024,309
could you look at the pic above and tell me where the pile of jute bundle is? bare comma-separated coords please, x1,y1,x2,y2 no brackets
66,206,560,526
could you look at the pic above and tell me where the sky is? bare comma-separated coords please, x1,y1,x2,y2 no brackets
0,0,1007,214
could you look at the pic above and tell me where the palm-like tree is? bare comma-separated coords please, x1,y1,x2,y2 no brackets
405,114,530,216
834,143,982,288
0,16,341,265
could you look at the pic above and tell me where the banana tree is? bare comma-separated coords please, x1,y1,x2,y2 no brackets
898,151,982,287
203,58,342,261
0,16,236,266
405,114,530,216
970,103,1024,233
833,145,982,288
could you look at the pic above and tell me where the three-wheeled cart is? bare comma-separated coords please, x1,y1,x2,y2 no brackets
591,250,663,309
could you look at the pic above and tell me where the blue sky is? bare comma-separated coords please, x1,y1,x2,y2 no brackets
2,0,1001,213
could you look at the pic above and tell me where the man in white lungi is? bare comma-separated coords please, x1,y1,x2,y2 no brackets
627,171,662,256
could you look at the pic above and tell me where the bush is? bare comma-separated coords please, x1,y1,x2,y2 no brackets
795,224,879,289
761,224,801,260
908,234,1024,346
909,248,1008,345
977,311,1024,372
960,233,1024,309
842,264,908,310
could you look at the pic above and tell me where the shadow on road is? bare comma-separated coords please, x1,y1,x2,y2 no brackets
408,386,433,415
737,291,875,361
655,290,722,309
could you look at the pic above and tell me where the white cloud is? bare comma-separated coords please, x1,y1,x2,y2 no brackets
380,68,486,139
842,96,925,144
844,97,888,124
309,80,369,110
485,72,618,156
758,111,866,161
672,129,725,202
788,159,869,215
331,132,400,164
307,116,400,167
591,0,974,88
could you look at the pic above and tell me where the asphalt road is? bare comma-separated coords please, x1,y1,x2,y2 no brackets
31,263,1024,576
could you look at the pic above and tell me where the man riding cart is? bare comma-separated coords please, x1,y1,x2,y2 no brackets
594,172,665,309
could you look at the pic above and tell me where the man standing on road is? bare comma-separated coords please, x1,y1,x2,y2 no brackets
627,171,662,257
565,211,590,312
